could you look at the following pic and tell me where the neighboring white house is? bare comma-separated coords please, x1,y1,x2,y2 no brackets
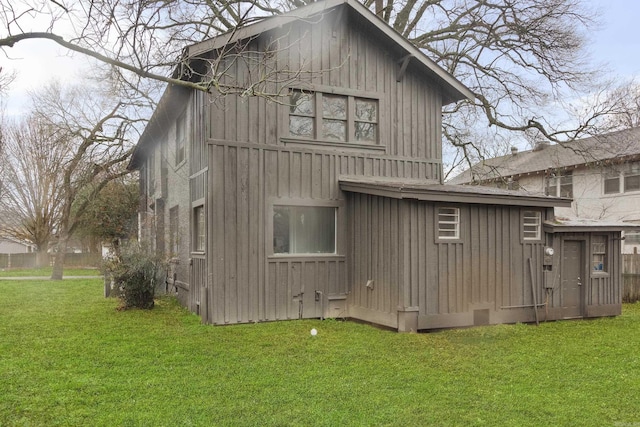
450,127,640,253
0,237,35,254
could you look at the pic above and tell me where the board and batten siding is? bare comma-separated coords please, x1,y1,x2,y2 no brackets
347,193,551,330
205,7,443,172
205,140,445,324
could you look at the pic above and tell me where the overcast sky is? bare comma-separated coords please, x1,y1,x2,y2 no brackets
3,0,639,117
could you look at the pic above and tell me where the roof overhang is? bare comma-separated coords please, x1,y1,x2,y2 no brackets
339,176,572,208
544,219,640,234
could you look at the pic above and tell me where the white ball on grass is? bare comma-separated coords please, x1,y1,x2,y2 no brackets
310,328,318,336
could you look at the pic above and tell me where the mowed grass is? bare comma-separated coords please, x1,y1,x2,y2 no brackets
1,280,639,426
0,267,101,277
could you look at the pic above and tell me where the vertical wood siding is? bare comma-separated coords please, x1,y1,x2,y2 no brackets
206,7,443,178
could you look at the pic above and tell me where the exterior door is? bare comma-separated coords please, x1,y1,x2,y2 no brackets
561,240,584,318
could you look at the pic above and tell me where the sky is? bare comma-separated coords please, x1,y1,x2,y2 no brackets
2,0,640,117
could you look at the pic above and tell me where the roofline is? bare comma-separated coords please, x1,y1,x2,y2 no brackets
544,221,640,234
186,0,474,104
339,177,571,208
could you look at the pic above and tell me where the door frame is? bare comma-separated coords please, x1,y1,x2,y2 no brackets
560,237,587,318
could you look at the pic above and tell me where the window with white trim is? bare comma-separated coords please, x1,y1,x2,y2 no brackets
437,207,460,240
273,206,336,254
289,90,378,143
176,111,186,165
592,235,607,272
604,167,621,194
522,210,541,241
194,205,205,252
545,171,572,198
624,163,640,192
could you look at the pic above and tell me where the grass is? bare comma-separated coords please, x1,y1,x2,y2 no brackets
1,279,640,426
0,267,101,277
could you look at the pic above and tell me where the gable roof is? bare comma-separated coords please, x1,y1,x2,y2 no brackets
449,127,640,185
129,0,475,170
187,0,474,105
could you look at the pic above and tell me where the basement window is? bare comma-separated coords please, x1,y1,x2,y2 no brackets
273,206,336,254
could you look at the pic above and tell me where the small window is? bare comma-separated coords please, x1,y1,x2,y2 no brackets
592,235,607,272
273,206,336,254
322,94,347,142
147,152,155,195
438,207,460,240
523,211,541,241
176,111,186,165
354,98,378,142
624,163,640,193
169,206,179,256
194,206,205,252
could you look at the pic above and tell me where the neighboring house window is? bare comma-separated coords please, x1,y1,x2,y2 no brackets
273,205,336,254
522,210,541,241
194,205,205,252
604,168,621,194
437,207,460,240
169,206,179,256
289,90,378,143
176,111,186,165
592,235,607,272
624,163,640,193
545,171,572,198
625,232,640,246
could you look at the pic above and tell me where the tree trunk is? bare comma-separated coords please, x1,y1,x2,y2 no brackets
51,239,68,280
35,250,49,268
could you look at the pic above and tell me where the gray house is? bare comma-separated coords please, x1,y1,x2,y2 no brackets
129,0,634,331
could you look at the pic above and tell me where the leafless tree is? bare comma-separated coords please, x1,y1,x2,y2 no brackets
0,80,144,278
1,0,631,171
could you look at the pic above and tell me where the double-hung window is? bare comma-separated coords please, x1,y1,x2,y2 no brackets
289,90,378,144
604,167,621,194
624,163,640,192
545,171,572,198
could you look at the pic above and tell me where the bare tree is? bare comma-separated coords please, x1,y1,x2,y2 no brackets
0,80,144,278
1,0,631,170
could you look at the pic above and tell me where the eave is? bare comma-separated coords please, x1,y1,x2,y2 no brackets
339,176,572,208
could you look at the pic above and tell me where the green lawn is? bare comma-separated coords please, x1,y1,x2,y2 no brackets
0,267,101,277
1,279,639,426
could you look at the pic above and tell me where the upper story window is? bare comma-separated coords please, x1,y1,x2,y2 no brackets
176,111,186,165
522,210,541,241
437,207,460,240
545,171,572,198
624,163,640,192
604,167,621,194
603,162,640,194
289,90,378,144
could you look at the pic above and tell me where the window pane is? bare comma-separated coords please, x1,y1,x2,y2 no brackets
195,206,205,251
604,176,620,194
290,92,314,115
355,122,377,142
355,98,377,122
323,119,346,141
290,116,314,138
438,207,460,239
322,95,347,119
523,211,541,240
273,206,336,254
559,173,573,198
625,175,640,192
592,236,607,272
